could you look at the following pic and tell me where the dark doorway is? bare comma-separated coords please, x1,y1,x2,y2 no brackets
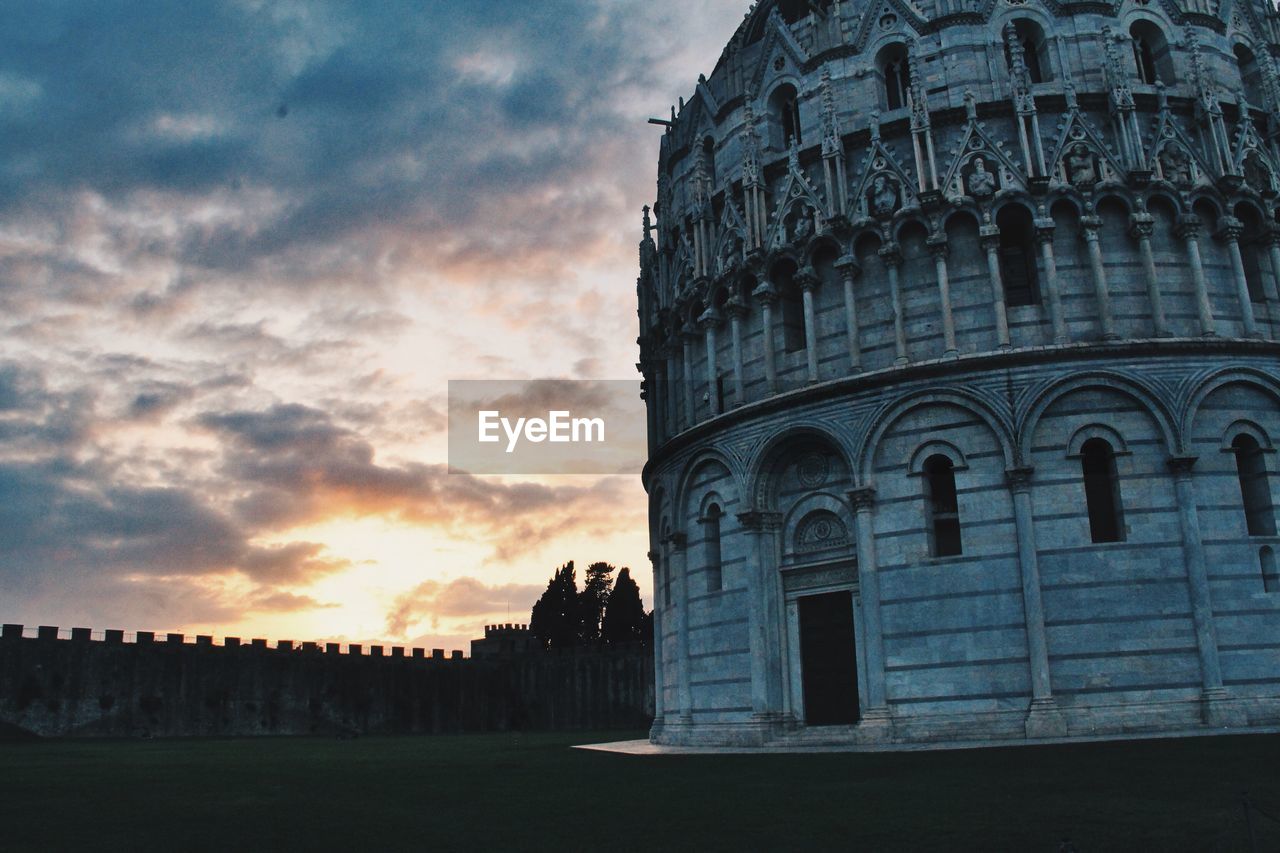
798,591,859,725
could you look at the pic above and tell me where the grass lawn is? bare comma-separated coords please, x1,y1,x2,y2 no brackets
1,731,1278,851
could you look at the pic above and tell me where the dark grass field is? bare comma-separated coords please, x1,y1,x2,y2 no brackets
1,731,1278,852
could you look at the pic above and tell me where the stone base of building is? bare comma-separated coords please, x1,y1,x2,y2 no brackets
650,693,1280,750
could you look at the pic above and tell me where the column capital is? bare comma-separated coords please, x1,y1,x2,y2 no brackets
752,280,779,304
1079,214,1103,235
926,233,950,259
662,531,688,550
1175,213,1203,240
680,322,699,342
724,294,749,319
878,242,903,267
979,223,1001,250
1259,222,1280,248
1033,217,1055,243
1167,455,1199,477
1005,466,1035,493
795,268,820,292
736,510,782,531
1215,216,1244,243
1128,211,1155,240
834,255,861,278
848,487,877,511
697,305,722,330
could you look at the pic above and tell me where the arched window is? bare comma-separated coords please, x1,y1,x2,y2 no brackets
1004,19,1049,84
924,454,963,557
996,204,1041,306
879,44,911,111
703,503,723,592
1081,438,1125,543
1233,434,1276,536
769,84,801,149
1261,547,1279,593
1130,22,1173,85
1235,45,1264,108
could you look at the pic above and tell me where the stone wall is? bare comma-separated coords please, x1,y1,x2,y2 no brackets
0,626,653,738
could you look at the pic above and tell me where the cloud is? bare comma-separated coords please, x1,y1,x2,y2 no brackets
386,577,542,636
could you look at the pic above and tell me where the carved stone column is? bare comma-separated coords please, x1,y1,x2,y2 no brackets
1218,216,1260,338
1265,224,1280,329
849,487,890,733
753,281,779,394
680,322,698,425
725,295,747,406
699,305,721,417
1176,214,1217,336
835,255,863,372
797,269,820,383
879,242,909,364
663,344,680,437
928,233,959,358
980,224,1011,350
647,549,666,724
1129,212,1170,337
1080,215,1118,340
1005,467,1066,738
738,510,786,729
1034,216,1069,343
665,531,693,725
1167,457,1244,727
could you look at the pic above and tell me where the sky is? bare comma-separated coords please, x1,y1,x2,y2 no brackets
0,0,745,650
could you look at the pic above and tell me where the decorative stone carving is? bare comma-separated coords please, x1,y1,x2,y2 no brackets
868,173,901,217
795,510,850,553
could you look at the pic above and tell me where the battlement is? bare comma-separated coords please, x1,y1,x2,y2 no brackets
482,623,529,638
0,624,465,660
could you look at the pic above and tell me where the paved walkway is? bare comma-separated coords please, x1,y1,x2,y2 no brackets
572,725,1280,755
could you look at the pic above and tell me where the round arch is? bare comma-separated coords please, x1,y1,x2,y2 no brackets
1017,371,1180,458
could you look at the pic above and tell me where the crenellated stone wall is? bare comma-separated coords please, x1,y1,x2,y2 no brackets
0,626,653,738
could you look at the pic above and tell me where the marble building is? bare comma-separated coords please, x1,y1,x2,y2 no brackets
636,0,1280,746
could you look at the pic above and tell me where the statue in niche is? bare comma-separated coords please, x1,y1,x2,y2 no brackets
1157,144,1193,186
868,174,900,217
719,230,743,271
1243,151,1274,194
1065,144,1098,187
788,203,814,242
965,156,998,197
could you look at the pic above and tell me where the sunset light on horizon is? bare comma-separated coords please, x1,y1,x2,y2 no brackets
0,0,746,651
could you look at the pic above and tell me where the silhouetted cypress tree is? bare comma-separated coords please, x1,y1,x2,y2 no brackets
530,561,581,648
602,567,646,644
578,561,614,643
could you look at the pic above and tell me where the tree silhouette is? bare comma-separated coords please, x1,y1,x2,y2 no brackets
529,561,582,649
602,567,647,644
578,561,615,643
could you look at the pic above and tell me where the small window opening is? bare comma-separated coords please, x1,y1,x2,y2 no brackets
925,454,963,557
704,504,723,592
1082,438,1125,543
1233,434,1276,536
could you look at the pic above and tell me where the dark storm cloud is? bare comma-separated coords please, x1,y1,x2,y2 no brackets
0,0,659,286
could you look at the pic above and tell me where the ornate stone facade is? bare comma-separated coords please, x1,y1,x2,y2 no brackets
637,0,1280,746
